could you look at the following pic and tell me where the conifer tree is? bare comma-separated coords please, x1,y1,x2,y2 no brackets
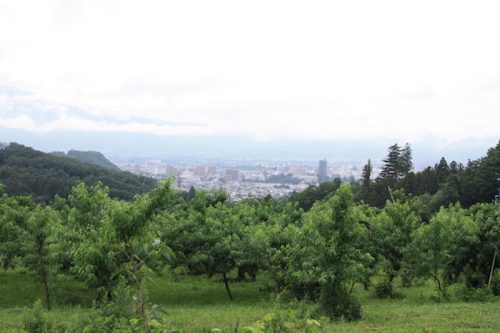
361,159,372,197
380,144,401,180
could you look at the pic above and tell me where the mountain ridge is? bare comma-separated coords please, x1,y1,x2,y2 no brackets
0,142,156,202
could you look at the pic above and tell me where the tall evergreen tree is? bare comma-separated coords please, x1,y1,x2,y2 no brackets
380,144,401,180
435,157,450,184
361,159,372,197
380,143,413,180
400,143,413,176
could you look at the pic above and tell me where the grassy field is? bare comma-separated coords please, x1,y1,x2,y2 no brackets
0,269,498,332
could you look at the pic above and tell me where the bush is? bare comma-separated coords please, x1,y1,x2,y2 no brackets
318,284,361,321
374,280,393,299
491,269,500,296
22,300,47,333
242,309,322,333
449,284,494,302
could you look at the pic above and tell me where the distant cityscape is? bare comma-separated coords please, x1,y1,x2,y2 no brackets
117,158,382,200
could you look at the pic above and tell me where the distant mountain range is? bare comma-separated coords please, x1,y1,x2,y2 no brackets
0,143,156,202
1,126,498,164
51,150,120,171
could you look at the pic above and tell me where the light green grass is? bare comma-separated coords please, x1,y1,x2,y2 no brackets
0,269,498,332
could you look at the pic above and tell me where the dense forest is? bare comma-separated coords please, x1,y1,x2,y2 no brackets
0,143,156,202
0,141,498,332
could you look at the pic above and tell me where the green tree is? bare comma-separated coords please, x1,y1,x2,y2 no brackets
22,206,60,310
60,181,174,300
361,159,372,200
371,200,420,296
0,194,32,269
408,204,477,299
380,143,413,181
380,144,401,180
400,143,413,176
289,185,370,320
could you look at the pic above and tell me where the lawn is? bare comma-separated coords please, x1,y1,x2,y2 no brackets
0,269,498,332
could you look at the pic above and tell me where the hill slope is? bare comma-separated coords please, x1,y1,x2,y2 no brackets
0,143,156,202
51,150,120,171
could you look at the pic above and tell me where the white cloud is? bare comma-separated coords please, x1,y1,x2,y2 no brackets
0,0,499,144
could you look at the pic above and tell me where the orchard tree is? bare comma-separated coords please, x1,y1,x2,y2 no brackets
22,206,60,310
61,181,174,300
289,185,371,320
408,204,477,299
370,200,420,296
0,193,32,269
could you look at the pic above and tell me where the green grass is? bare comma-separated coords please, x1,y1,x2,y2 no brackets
0,269,498,332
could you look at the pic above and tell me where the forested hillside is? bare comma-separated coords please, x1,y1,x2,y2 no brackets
0,143,156,202
52,150,120,171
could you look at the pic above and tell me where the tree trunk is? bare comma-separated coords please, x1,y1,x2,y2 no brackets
41,271,51,310
430,271,448,300
222,272,233,301
136,275,150,333
488,246,498,289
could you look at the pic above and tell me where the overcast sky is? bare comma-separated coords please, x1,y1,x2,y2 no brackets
0,0,499,148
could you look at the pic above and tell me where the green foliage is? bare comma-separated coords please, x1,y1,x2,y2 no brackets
65,150,121,171
242,309,322,333
370,200,420,295
380,143,412,181
22,300,47,333
289,178,341,211
22,206,60,310
0,193,33,268
288,185,370,320
0,143,155,202
408,204,478,299
58,181,173,300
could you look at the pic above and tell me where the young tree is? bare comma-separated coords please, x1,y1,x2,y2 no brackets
408,204,477,299
289,185,370,320
0,194,32,269
23,206,60,310
60,181,174,300
371,200,420,296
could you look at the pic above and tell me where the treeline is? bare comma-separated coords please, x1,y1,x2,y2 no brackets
358,141,500,211
0,143,156,202
289,141,500,221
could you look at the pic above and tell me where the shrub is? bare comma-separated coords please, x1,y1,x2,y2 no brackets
449,284,494,302
22,300,47,333
318,284,361,321
374,280,393,299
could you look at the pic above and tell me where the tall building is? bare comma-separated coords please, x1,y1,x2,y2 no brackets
193,165,206,177
318,159,328,183
224,169,239,182
207,165,217,176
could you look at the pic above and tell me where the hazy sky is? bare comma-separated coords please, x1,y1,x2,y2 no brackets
0,0,499,147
